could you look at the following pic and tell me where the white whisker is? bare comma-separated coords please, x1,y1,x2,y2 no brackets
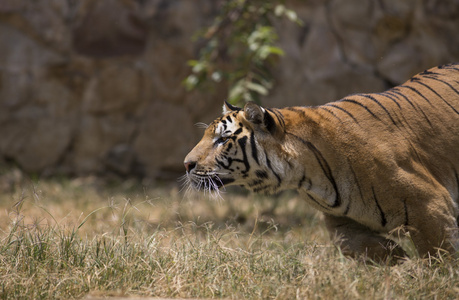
214,171,230,176
179,171,227,201
213,175,226,193
195,122,209,129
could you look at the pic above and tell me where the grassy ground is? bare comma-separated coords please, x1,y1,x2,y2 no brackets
0,169,458,299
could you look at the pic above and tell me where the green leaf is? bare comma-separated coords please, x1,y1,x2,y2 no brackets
246,81,268,95
183,75,199,91
249,42,260,52
228,79,245,101
285,9,304,26
191,61,207,73
274,4,285,17
211,71,222,82
258,46,271,60
267,46,284,56
187,60,199,67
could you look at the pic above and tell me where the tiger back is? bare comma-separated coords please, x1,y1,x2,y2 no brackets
184,63,459,261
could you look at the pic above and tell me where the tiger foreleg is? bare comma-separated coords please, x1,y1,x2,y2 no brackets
324,214,407,263
403,200,459,258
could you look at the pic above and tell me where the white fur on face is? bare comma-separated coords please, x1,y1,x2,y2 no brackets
213,115,241,142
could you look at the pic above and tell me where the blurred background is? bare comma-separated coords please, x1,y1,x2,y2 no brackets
0,0,458,184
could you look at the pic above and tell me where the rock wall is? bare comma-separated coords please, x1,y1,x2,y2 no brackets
267,0,459,108
0,0,458,180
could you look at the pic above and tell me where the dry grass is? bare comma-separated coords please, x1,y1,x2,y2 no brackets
0,169,458,299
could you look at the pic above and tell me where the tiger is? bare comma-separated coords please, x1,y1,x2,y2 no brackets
183,63,459,262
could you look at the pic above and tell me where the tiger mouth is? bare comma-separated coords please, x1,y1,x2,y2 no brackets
187,173,235,190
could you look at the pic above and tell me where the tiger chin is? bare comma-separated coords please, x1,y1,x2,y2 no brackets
184,63,459,262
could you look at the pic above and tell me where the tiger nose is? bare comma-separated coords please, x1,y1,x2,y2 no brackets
184,161,197,172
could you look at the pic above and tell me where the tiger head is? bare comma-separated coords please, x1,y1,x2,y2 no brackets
184,101,298,195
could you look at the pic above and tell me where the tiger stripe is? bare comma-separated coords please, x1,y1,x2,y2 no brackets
371,186,387,227
340,98,381,122
324,103,360,123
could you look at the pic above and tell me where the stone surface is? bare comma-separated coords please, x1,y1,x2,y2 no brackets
0,0,458,180
73,0,148,58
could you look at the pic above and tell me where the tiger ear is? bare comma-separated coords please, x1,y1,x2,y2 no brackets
243,102,277,134
243,102,264,124
222,100,241,115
